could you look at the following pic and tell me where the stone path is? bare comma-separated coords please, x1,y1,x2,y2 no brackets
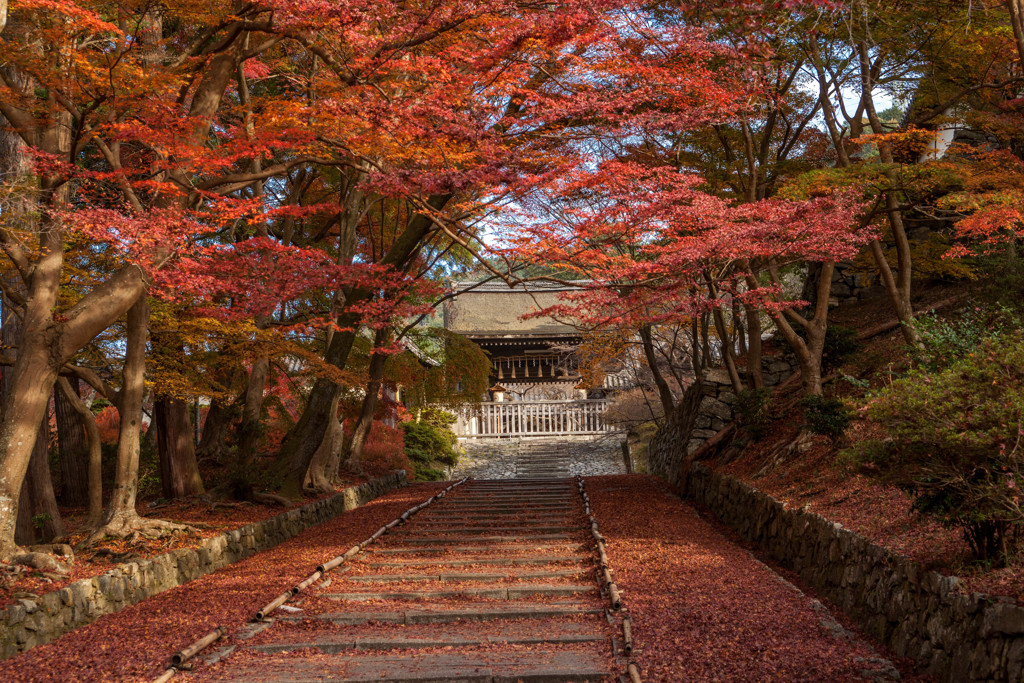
198,478,617,682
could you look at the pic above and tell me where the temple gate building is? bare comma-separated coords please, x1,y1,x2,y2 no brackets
443,280,616,438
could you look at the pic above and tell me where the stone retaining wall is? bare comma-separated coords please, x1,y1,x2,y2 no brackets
0,470,407,659
649,357,798,488
688,464,1024,682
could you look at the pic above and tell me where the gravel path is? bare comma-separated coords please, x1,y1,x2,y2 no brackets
587,475,909,682
0,483,443,683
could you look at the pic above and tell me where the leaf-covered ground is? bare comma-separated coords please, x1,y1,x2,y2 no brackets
0,482,441,682
0,477,369,610
587,474,926,682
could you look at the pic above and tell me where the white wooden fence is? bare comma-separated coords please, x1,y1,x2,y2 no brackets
454,399,614,438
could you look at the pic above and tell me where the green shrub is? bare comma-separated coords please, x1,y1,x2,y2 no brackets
800,395,851,440
402,408,459,481
735,388,772,439
911,305,1011,372
849,333,1024,565
822,325,861,372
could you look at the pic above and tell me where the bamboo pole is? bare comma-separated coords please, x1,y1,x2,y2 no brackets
170,626,227,667
152,669,175,683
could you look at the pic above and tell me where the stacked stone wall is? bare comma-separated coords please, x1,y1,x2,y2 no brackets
688,464,1024,682
0,471,407,659
648,357,798,488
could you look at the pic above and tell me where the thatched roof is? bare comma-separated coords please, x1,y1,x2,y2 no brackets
443,280,581,338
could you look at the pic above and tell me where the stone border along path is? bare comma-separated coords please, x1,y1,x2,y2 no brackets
191,476,622,682
0,471,407,660
576,476,642,683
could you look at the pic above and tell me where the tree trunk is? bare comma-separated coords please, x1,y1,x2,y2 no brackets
304,388,343,493
236,355,269,468
857,40,920,348
0,321,62,556
639,324,677,418
275,195,449,493
346,330,390,470
56,377,102,526
15,415,64,545
196,395,235,460
93,298,148,534
54,376,90,507
276,327,360,495
743,301,765,390
747,261,833,396
154,397,205,498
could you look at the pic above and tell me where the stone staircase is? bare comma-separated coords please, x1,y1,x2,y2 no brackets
515,440,574,478
205,479,616,682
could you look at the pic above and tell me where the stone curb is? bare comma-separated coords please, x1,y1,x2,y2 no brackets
688,464,1024,682
0,470,407,659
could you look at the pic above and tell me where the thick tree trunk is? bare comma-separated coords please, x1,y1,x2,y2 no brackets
0,324,62,556
56,377,102,525
15,415,64,545
236,355,269,468
54,377,90,507
196,395,235,460
276,326,360,495
748,262,833,396
304,388,343,493
346,330,390,471
154,397,205,499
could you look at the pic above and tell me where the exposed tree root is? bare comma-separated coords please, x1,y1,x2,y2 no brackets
251,491,291,507
8,551,70,574
79,514,190,550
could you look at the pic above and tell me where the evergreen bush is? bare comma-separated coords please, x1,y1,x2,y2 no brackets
846,333,1024,566
800,395,851,440
402,408,459,481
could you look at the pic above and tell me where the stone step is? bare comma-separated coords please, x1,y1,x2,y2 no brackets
413,521,573,528
415,509,577,520
324,584,597,601
208,649,610,682
439,504,573,511
276,602,602,625
365,556,585,568
442,499,573,504
396,526,573,535
251,634,604,654
392,533,573,544
369,543,587,555
251,628,605,654
343,569,584,582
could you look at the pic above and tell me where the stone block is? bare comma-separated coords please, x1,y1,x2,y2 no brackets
982,601,1024,637
699,397,732,420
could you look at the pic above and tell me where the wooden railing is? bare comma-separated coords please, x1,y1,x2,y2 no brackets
454,399,615,438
